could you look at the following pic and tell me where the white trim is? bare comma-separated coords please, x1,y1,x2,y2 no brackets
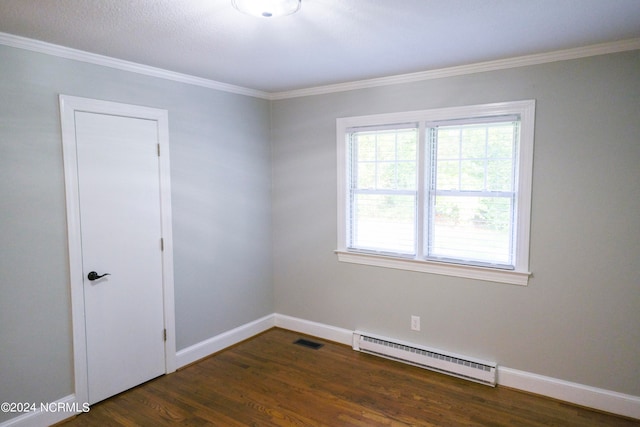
271,38,640,99
0,32,269,100
1,32,638,100
156,108,178,374
176,314,275,368
335,251,530,286
498,367,640,420
59,95,177,406
336,100,535,285
274,315,640,420
274,314,353,345
0,394,85,427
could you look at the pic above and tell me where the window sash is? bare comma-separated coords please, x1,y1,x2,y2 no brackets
426,193,516,269
347,126,419,256
348,190,417,256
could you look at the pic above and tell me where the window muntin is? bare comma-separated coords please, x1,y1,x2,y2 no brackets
337,101,535,285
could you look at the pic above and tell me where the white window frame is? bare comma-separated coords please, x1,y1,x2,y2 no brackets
336,100,535,286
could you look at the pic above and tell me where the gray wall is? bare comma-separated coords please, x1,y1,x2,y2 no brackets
271,51,640,396
0,44,273,423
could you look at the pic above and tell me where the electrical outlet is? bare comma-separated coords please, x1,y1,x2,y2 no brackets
411,315,420,331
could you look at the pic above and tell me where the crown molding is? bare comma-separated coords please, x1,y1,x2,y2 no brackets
1,31,638,101
269,38,640,100
0,32,271,100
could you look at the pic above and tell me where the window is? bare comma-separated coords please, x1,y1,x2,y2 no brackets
336,101,535,285
349,125,418,255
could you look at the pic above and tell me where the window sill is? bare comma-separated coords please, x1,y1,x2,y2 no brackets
335,250,530,286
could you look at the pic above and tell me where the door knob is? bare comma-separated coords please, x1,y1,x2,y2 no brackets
88,271,111,281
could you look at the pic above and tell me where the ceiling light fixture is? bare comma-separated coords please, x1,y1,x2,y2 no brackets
232,0,301,18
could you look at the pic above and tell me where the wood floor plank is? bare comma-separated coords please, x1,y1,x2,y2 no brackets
60,328,640,426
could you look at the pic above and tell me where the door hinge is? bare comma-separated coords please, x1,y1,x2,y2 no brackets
160,238,164,251
163,329,167,342
157,143,160,156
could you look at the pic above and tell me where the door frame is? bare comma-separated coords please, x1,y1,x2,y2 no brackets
59,95,176,405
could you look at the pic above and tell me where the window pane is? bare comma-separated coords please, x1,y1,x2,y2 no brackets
429,195,513,265
436,160,459,190
397,162,416,190
436,129,460,158
378,162,399,189
461,127,487,158
352,193,416,254
376,133,397,161
397,134,417,161
460,159,485,191
488,125,514,158
487,159,513,191
356,162,376,189
357,136,376,161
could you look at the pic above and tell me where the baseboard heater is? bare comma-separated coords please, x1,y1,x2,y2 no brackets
353,331,497,386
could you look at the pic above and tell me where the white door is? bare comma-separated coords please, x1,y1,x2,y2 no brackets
60,96,176,407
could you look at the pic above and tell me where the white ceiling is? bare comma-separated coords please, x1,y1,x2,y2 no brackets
0,0,639,93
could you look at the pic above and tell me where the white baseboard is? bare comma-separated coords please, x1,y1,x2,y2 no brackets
274,313,353,345
0,394,87,427
175,313,352,369
175,313,275,368
174,313,352,370
498,367,640,420
275,314,640,420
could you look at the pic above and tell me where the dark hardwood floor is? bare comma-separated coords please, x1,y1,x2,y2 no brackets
60,328,639,426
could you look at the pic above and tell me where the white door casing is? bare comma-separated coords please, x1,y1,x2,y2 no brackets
59,95,176,406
